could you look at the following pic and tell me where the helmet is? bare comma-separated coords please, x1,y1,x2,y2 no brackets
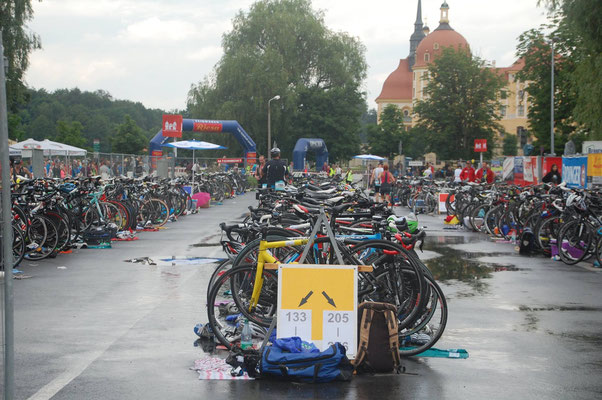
270,147,281,157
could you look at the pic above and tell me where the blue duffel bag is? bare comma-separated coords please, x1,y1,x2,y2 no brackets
260,342,353,383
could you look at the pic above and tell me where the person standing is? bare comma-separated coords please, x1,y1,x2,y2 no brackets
255,154,267,187
542,164,562,184
475,161,495,184
454,163,463,183
371,162,384,202
379,164,395,207
263,148,288,188
460,161,476,182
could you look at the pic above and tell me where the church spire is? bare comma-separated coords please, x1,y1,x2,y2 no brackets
408,0,426,69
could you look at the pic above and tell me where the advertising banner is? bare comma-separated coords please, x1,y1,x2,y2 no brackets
474,139,487,152
562,156,588,189
587,153,602,186
543,157,562,176
246,151,257,166
162,114,183,138
502,157,514,181
523,156,540,185
217,158,243,164
513,156,524,186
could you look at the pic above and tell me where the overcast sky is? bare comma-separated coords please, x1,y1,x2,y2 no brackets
25,0,549,111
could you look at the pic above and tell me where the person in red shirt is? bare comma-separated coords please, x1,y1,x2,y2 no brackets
459,161,476,182
475,161,495,184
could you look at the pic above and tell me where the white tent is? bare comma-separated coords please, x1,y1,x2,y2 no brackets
10,138,87,156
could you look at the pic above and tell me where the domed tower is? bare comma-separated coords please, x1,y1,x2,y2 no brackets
412,1,470,104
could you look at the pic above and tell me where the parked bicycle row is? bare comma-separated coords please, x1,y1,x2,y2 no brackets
390,176,602,267
1,171,248,269
202,175,448,360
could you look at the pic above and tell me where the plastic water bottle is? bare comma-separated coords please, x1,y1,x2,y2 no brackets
511,231,516,244
241,319,252,349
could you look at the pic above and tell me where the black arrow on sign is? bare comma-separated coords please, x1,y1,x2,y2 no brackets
322,291,336,308
298,290,314,307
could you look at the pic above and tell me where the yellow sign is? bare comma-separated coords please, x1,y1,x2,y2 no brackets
277,264,357,356
588,153,602,177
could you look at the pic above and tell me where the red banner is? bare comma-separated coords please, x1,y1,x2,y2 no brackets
474,139,487,152
151,150,162,169
193,122,223,132
162,114,183,138
246,152,257,166
217,158,243,164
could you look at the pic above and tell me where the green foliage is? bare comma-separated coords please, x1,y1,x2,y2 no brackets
413,48,504,160
368,105,403,158
55,120,87,148
110,115,148,155
502,134,518,156
187,0,367,159
516,28,577,154
289,85,361,161
528,0,602,136
13,88,165,152
1,0,41,112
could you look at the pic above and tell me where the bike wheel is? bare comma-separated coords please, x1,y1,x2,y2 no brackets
557,220,593,265
206,265,274,349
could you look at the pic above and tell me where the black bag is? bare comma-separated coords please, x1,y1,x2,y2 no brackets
83,225,117,245
354,302,402,373
519,228,536,254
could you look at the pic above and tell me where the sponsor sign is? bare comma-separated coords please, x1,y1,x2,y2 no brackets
474,139,487,152
246,151,257,166
408,161,424,166
502,157,514,180
217,158,243,164
193,121,223,132
587,153,602,177
162,114,183,138
562,156,588,189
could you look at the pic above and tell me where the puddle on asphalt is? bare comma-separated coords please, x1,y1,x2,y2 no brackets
519,305,602,312
124,256,225,266
424,237,525,296
191,242,222,247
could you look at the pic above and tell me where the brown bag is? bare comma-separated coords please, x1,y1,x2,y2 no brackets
353,302,402,373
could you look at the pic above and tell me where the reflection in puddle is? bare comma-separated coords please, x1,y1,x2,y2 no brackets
424,237,523,296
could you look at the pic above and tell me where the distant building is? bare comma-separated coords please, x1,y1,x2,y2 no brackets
376,1,529,155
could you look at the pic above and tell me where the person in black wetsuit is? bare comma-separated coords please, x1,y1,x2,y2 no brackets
262,147,288,188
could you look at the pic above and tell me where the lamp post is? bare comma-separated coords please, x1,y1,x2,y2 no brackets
550,38,555,155
267,95,280,160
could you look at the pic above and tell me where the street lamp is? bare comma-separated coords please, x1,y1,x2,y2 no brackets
267,95,280,160
550,37,556,155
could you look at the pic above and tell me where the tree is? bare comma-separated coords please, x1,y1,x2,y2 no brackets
0,0,41,112
368,105,403,158
110,115,148,155
289,85,362,161
55,120,87,148
187,0,367,159
516,28,577,154
537,0,602,136
502,134,518,156
413,47,504,160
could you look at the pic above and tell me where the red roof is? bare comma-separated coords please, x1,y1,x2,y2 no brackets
414,28,469,68
376,58,413,101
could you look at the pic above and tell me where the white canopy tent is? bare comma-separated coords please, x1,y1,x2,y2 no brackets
10,138,87,157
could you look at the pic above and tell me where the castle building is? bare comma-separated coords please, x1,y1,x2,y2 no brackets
375,1,529,153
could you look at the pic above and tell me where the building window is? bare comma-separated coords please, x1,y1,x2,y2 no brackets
424,53,430,62
500,105,507,117
434,43,440,50
518,104,524,117
508,73,514,82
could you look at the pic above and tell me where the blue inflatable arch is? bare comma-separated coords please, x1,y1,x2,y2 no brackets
292,138,329,171
149,119,257,163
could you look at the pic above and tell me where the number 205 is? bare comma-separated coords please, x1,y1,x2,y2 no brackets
327,313,349,323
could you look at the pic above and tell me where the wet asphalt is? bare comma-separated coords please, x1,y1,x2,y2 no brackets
1,192,602,400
